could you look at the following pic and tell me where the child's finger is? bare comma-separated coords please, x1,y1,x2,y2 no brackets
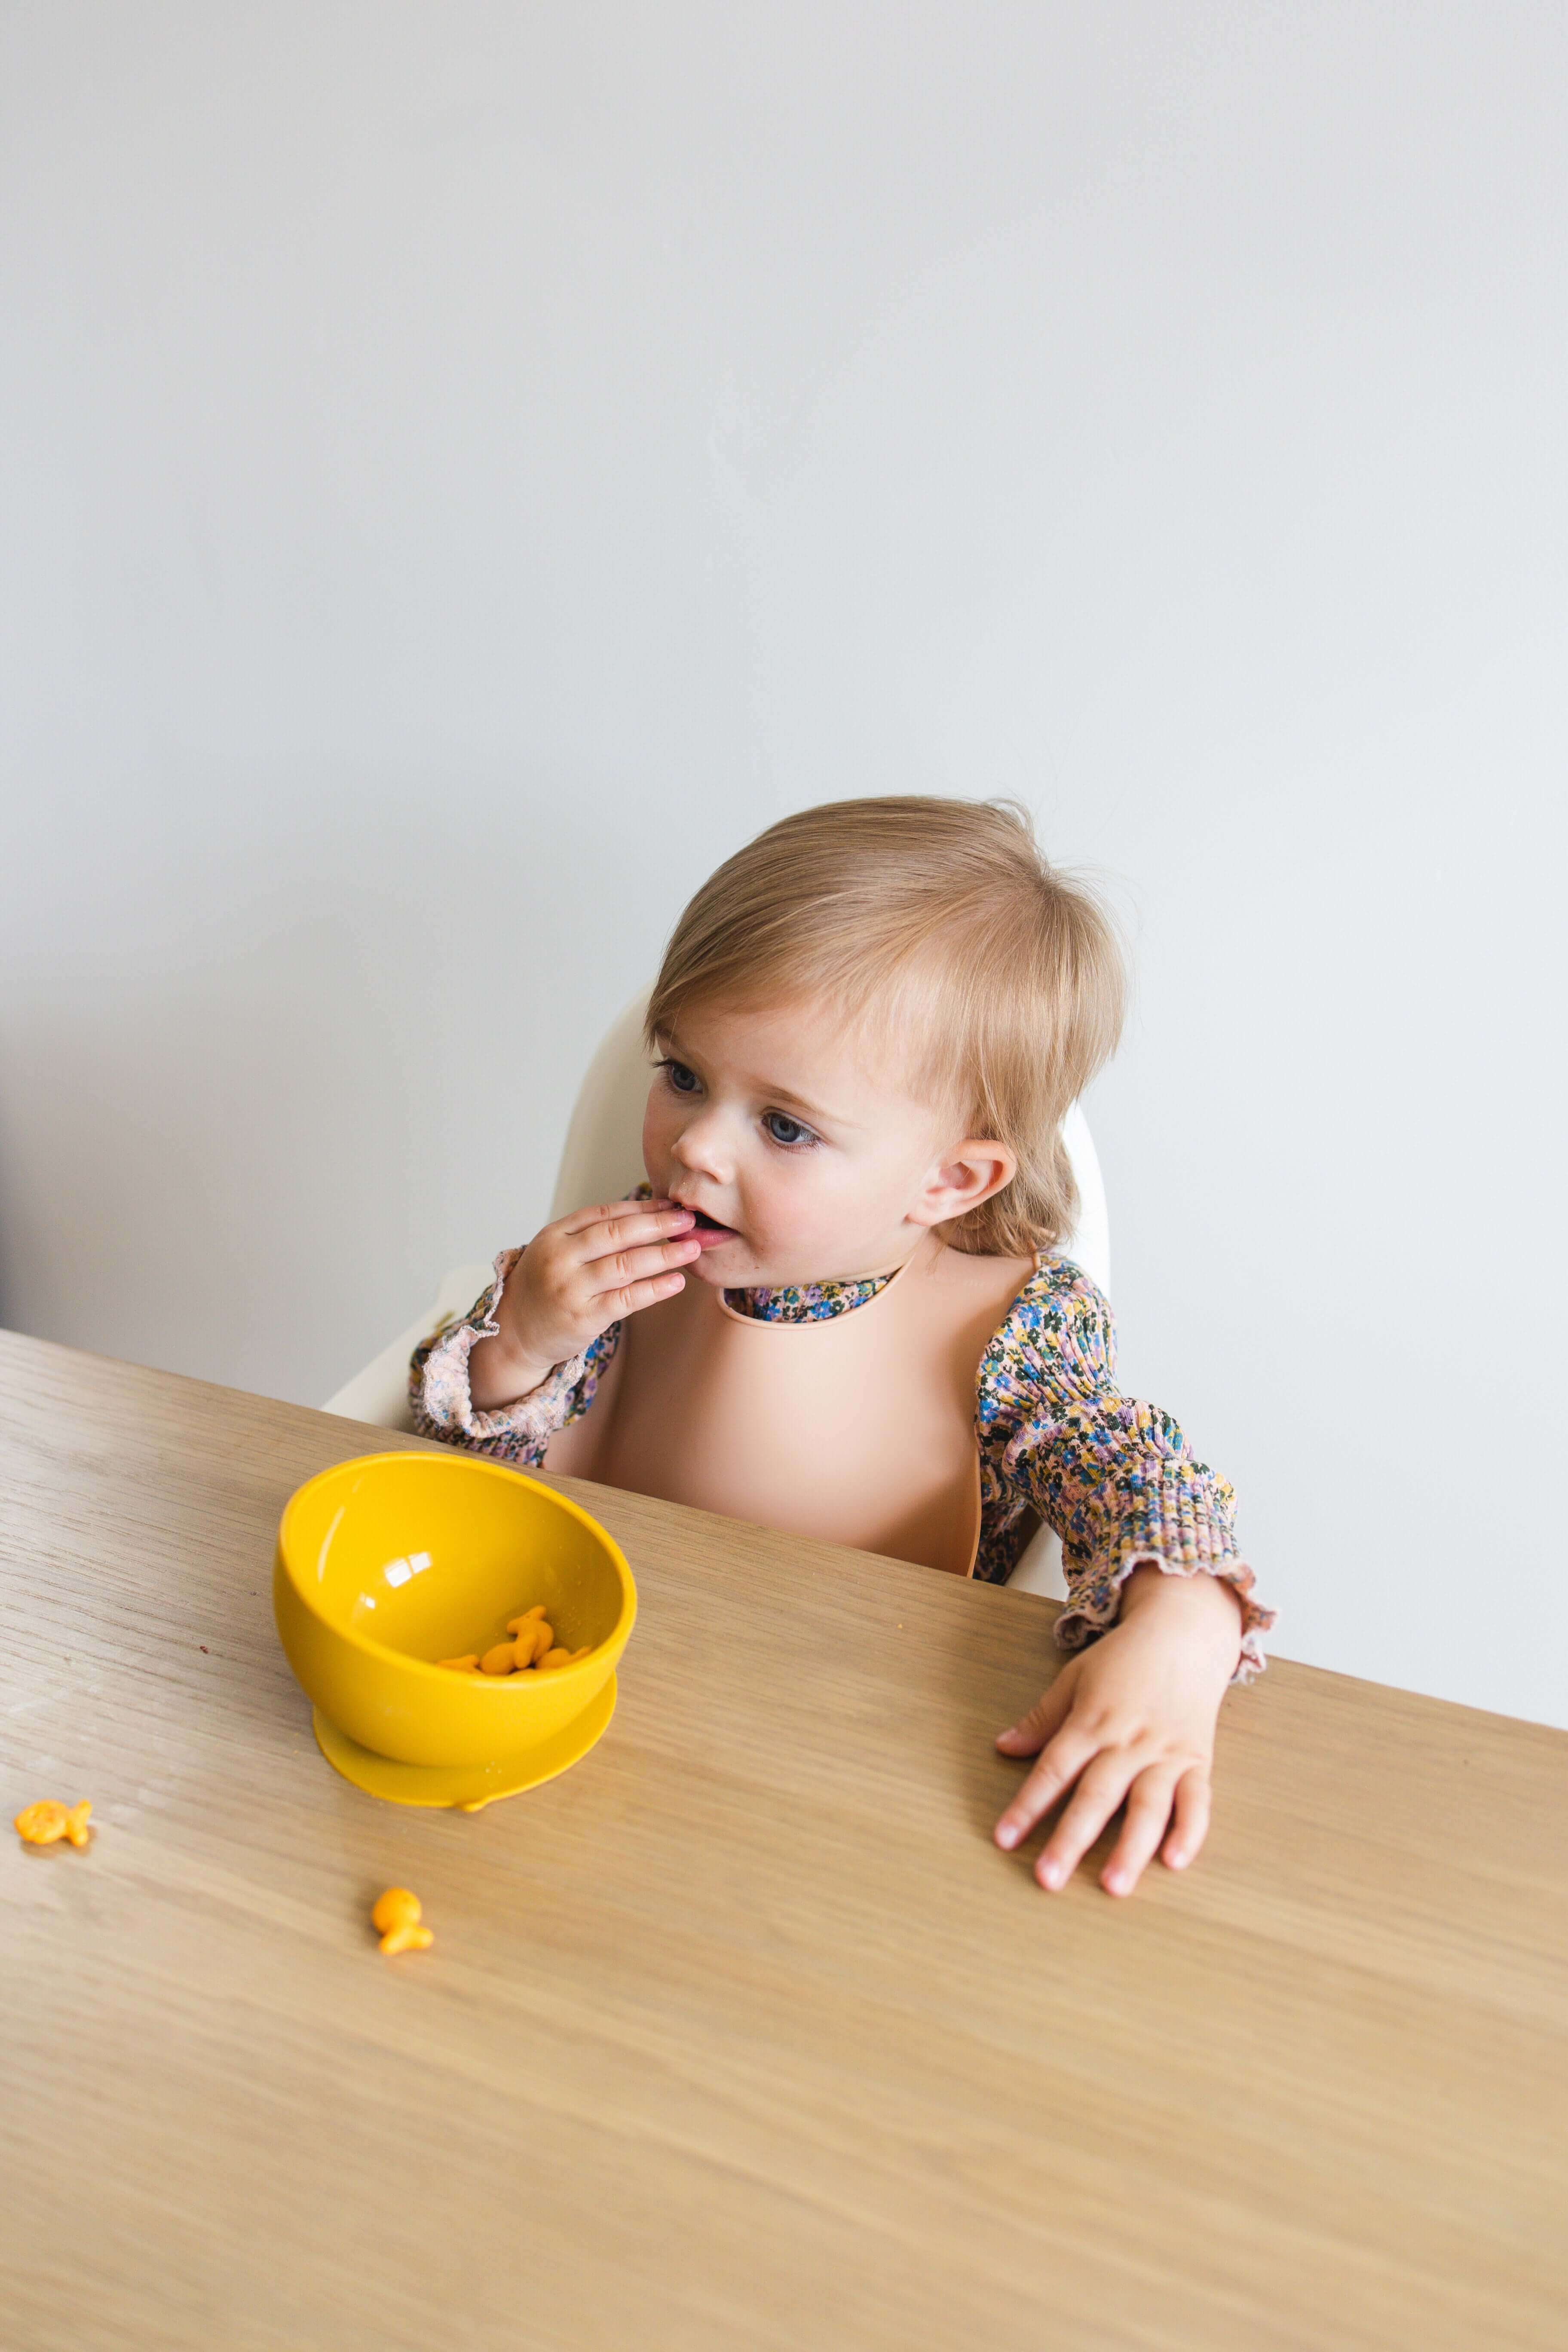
1033,1752,1139,1891
553,1198,682,1242
993,1721,1098,1851
571,1205,695,1260
994,1671,1075,1758
594,1269,691,1320
582,1235,703,1301
557,1199,653,1234
1100,1768,1181,1897
1161,1767,1212,1872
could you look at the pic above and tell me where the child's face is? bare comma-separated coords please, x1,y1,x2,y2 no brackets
642,995,1014,1288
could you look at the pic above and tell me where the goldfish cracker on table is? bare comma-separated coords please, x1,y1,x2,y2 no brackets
371,1886,433,1956
14,1798,92,1848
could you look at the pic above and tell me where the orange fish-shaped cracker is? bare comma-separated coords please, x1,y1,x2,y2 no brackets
14,1799,92,1849
371,1886,433,1956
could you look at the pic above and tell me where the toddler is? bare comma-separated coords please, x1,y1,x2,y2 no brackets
413,798,1272,1895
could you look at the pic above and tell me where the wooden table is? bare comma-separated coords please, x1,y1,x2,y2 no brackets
1,1330,1564,2352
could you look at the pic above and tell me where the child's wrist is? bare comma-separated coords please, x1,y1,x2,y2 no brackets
468,1331,555,1411
1118,1562,1243,1669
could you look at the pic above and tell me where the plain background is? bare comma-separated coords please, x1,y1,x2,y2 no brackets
2,3,1564,1725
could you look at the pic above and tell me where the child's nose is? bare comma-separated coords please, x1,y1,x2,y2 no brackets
671,1106,733,1184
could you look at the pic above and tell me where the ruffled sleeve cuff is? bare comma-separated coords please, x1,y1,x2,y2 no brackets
1053,1457,1275,1681
409,1249,599,1465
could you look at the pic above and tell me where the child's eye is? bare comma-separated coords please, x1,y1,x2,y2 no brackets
658,1058,701,1095
763,1110,817,1148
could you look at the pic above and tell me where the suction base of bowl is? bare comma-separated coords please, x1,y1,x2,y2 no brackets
310,1673,618,1810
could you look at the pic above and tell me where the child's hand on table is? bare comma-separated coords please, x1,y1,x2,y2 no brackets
993,1565,1243,1896
469,1199,702,1410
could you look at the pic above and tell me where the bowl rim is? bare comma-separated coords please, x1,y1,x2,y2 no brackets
275,1448,636,1687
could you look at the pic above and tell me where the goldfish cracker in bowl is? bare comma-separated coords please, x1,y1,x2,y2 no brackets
273,1451,635,1809
450,1608,594,1677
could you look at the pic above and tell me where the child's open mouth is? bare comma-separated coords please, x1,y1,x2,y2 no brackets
686,1208,738,1248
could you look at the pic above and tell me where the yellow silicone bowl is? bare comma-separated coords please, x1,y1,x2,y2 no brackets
274,1450,635,1782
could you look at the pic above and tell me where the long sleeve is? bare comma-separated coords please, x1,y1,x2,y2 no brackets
975,1257,1274,1680
409,1248,622,1464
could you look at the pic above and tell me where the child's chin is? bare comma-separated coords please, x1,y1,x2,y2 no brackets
687,1248,739,1286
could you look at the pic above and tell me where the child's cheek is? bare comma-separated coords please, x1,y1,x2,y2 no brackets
640,1090,672,1188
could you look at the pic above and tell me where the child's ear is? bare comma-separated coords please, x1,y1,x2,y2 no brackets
908,1139,1017,1230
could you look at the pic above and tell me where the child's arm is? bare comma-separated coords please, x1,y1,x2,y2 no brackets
409,1250,612,1463
410,1197,699,1458
979,1257,1275,1894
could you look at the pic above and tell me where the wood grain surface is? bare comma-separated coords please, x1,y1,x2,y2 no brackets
1,1327,1564,2352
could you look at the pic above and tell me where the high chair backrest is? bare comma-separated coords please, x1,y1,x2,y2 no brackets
551,989,1112,1296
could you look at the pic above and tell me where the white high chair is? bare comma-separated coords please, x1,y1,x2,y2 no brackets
322,989,1111,1600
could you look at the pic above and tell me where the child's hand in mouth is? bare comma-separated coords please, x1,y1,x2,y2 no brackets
468,1196,705,1408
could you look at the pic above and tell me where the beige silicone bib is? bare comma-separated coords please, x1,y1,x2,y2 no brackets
543,1234,1033,1576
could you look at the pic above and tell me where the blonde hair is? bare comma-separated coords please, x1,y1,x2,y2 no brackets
646,796,1125,1256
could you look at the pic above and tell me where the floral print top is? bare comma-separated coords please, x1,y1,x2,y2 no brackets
411,1210,1273,1679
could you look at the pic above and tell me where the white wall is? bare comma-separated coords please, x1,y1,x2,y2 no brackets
2,3,1563,1725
